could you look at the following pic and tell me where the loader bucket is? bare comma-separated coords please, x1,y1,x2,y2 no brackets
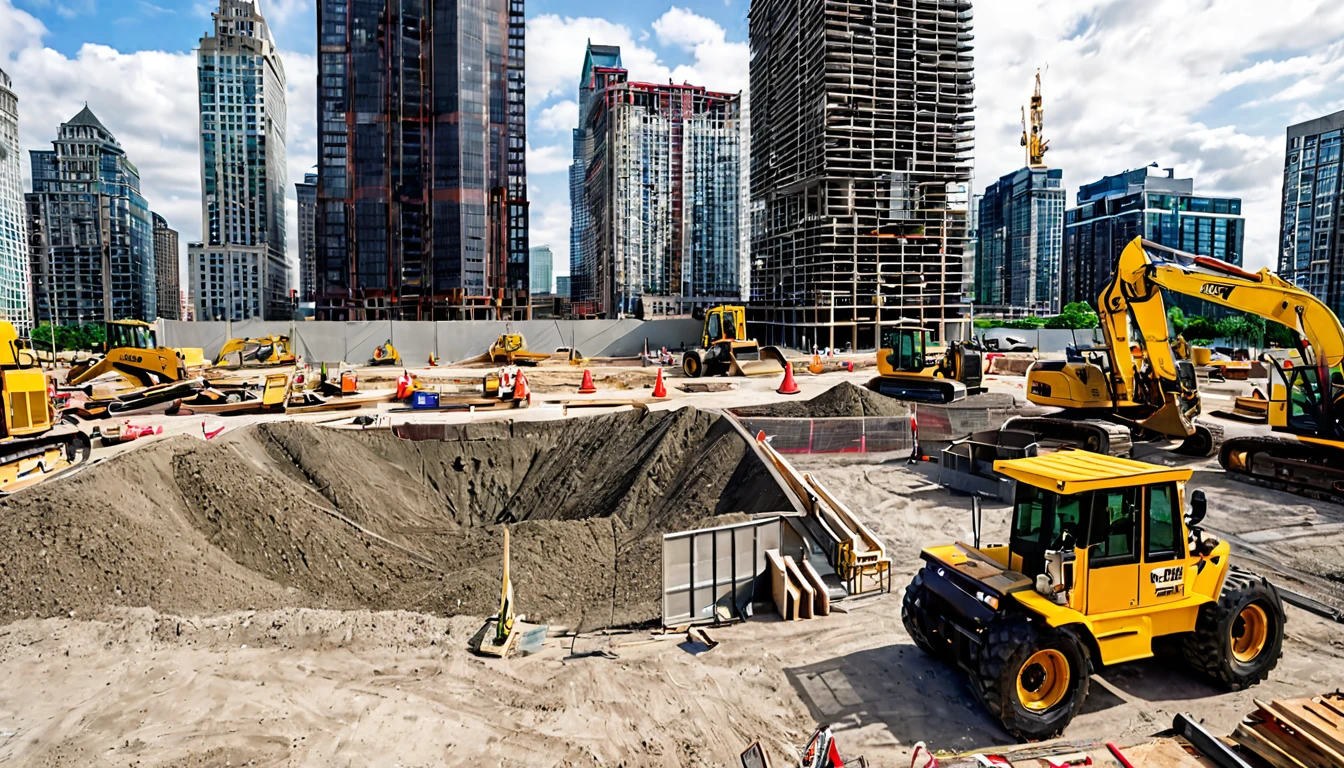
728,342,785,377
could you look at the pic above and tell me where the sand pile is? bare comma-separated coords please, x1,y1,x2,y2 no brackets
731,382,913,418
0,410,794,629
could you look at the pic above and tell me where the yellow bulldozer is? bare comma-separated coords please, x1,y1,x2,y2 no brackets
681,305,786,378
0,322,91,493
904,449,1283,740
65,320,187,388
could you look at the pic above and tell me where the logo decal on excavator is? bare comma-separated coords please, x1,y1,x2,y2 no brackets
116,353,143,363
1199,284,1235,300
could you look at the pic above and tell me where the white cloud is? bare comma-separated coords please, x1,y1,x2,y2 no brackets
526,142,572,175
525,14,671,113
536,100,578,134
529,200,572,277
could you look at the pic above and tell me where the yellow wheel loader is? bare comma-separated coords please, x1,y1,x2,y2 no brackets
0,322,91,494
65,320,187,388
681,305,786,378
867,321,984,404
213,335,297,368
903,450,1283,741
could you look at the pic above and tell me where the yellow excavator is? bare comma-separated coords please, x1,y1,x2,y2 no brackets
1018,239,1221,457
681,305,786,378
868,321,984,403
487,325,552,366
0,322,91,493
65,320,187,388
213,335,296,368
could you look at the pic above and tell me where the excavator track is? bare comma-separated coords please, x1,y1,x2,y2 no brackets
1002,416,1134,457
1219,435,1344,505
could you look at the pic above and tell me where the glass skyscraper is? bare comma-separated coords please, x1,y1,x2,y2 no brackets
1063,167,1243,316
530,245,552,296
976,167,1065,316
1278,110,1344,315
189,0,289,321
152,212,180,320
26,106,156,324
316,0,529,321
0,68,31,331
295,172,317,302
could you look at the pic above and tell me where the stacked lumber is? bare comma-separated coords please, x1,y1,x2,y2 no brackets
765,549,830,621
1232,692,1344,767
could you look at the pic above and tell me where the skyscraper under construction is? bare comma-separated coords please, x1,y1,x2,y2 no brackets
315,0,529,320
748,0,975,348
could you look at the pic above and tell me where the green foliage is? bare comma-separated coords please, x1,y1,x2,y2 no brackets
1185,315,1220,342
1044,302,1100,330
972,318,998,329
31,323,105,352
1003,316,1047,330
1215,313,1266,348
1264,322,1296,348
1167,307,1188,335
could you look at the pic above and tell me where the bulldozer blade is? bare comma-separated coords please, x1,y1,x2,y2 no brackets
1136,395,1195,438
733,358,785,377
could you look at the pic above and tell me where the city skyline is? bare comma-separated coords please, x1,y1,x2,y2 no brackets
0,1,1342,312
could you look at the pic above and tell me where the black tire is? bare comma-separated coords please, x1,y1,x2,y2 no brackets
1175,424,1216,457
683,352,702,378
1181,568,1284,690
972,618,1090,741
901,570,942,659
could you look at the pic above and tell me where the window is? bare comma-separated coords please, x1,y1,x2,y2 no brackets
1090,488,1139,565
1145,484,1180,561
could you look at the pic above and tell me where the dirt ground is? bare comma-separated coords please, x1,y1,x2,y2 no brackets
7,378,1344,766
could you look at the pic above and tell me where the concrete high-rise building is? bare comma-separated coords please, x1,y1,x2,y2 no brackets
977,167,1065,316
152,213,180,320
316,0,529,321
0,69,31,331
26,106,156,324
570,43,744,318
295,172,317,302
1278,111,1344,315
748,0,975,348
189,0,288,322
530,245,553,296
1064,167,1244,316
569,43,621,315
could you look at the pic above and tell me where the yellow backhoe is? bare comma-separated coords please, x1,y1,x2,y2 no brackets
65,320,187,388
213,335,297,368
0,322,91,493
681,305,786,378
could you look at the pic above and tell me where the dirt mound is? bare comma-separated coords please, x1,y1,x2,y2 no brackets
732,382,912,418
0,411,794,629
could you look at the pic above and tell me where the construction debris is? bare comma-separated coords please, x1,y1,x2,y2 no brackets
1232,692,1344,766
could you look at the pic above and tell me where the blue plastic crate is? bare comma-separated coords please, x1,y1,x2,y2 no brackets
412,391,439,409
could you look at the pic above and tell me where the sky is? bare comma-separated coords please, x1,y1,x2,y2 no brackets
1,0,1343,291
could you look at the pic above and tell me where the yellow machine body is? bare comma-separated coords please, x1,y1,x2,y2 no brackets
0,322,91,494
488,332,551,366
66,320,187,388
870,322,975,403
214,335,296,367
682,306,786,378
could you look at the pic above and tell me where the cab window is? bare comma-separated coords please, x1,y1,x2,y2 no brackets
1145,483,1180,561
722,312,737,341
706,313,722,342
1089,487,1139,566
1010,486,1086,576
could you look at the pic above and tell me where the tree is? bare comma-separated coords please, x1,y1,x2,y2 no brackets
1004,316,1047,330
1216,315,1255,349
1265,321,1296,348
1167,307,1189,335
30,322,104,352
1185,315,1219,344
1044,301,1099,330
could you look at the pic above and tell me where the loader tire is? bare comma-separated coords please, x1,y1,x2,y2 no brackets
1181,567,1283,690
901,570,942,659
683,352,703,379
972,618,1089,742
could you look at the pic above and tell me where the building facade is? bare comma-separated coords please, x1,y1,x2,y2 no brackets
976,167,1065,316
1278,111,1344,315
1064,167,1244,316
152,213,180,320
748,0,975,348
295,172,317,302
556,275,571,299
530,245,553,296
570,43,744,318
26,106,156,324
0,69,30,331
315,0,529,321
190,0,288,322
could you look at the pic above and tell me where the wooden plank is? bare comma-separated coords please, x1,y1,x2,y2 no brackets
799,558,831,616
784,556,815,619
765,549,800,621
1258,698,1344,764
1233,722,1311,768
1117,739,1215,767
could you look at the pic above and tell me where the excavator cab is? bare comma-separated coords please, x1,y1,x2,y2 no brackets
106,320,157,352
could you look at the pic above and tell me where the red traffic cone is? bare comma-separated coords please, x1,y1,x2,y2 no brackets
652,367,668,398
578,368,597,394
514,371,531,403
777,362,801,395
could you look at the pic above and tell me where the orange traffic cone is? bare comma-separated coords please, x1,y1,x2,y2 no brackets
514,371,531,403
777,362,801,395
578,368,597,394
652,367,668,398
808,353,823,375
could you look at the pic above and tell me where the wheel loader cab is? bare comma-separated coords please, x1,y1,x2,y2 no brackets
107,321,156,351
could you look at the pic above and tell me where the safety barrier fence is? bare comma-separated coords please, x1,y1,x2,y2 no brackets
736,416,915,455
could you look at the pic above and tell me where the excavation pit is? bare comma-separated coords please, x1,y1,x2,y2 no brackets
0,409,797,629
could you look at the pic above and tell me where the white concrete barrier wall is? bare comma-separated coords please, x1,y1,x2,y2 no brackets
158,318,706,365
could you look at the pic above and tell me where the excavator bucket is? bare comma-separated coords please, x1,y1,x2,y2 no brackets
1136,392,1196,438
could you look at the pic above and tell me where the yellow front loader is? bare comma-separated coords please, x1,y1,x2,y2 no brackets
681,305,786,378
904,450,1283,740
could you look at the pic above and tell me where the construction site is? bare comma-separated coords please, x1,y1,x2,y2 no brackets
4,246,1344,766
